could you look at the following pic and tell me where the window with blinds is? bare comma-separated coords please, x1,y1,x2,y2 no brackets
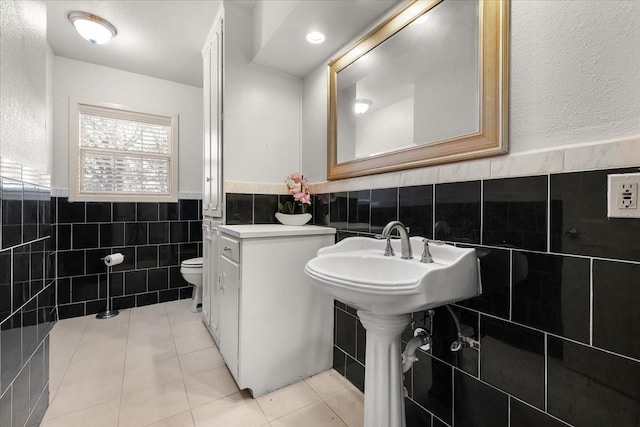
69,100,179,202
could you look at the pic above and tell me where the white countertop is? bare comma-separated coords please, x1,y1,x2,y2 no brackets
219,224,336,239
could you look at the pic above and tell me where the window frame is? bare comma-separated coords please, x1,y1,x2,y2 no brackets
68,98,179,203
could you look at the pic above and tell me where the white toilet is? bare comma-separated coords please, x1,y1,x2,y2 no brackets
180,257,203,313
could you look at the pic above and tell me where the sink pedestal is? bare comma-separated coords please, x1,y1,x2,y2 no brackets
358,311,412,427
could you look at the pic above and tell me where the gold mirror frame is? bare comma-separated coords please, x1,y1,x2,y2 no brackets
327,0,509,180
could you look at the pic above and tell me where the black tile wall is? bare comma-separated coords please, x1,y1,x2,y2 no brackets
435,181,481,243
370,188,398,234
330,192,347,229
510,399,567,427
54,198,200,318
551,168,640,262
86,201,112,223
480,317,545,409
454,370,508,427
226,192,322,226
323,166,640,427
547,336,640,426
458,246,510,319
592,260,640,360
347,190,370,233
483,176,548,251
112,202,135,222
399,185,433,238
225,193,253,224
0,173,54,427
159,202,178,221
137,202,158,222
427,306,478,376
313,194,331,226
512,251,590,343
412,353,453,424
254,194,278,224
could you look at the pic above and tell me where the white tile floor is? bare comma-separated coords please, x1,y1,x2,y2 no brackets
43,299,364,427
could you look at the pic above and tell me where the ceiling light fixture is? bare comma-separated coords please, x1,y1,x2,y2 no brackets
354,99,372,114
68,11,117,45
306,31,325,44
411,14,429,26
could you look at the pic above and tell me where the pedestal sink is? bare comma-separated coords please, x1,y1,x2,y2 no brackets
305,236,481,427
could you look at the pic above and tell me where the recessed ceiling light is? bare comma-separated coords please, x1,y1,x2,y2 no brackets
354,99,372,114
306,31,325,44
68,11,117,45
411,14,429,26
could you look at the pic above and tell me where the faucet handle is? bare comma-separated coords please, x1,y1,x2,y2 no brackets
421,238,434,263
376,234,396,256
384,237,395,257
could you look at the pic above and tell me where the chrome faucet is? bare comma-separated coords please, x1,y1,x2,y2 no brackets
421,239,434,263
381,221,413,259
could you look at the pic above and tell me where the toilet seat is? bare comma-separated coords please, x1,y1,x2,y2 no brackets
181,257,203,267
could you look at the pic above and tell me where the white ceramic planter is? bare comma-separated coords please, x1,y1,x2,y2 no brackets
275,212,312,226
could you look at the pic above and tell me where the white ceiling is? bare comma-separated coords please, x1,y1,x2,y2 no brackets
251,0,401,78
46,0,402,88
46,1,223,88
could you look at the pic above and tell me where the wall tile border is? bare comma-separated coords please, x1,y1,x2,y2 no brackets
309,135,640,194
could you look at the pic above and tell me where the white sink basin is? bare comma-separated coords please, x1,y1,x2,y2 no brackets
306,234,481,426
304,236,481,315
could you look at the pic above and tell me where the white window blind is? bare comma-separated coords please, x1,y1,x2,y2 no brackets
69,100,179,202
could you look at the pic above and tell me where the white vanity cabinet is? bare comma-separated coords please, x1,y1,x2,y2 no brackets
217,224,336,397
202,219,221,345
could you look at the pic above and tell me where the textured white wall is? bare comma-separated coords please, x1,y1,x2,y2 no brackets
301,65,327,183
52,57,203,194
302,0,640,182
510,0,640,151
0,0,50,173
224,6,301,184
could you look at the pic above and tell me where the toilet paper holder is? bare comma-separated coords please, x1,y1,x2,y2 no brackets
97,253,125,319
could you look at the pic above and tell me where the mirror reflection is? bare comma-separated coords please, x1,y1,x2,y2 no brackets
336,0,479,163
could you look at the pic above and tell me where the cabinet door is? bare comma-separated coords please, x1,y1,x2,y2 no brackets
209,226,220,341
202,14,223,218
201,221,212,325
202,43,213,217
219,255,239,380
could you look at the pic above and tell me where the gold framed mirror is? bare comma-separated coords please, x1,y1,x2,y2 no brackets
328,0,509,180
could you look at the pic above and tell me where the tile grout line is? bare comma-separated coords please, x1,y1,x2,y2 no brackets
508,249,513,321
44,316,91,419
589,258,594,346
259,384,326,425
544,333,548,412
547,174,552,253
165,302,196,426
115,309,132,427
452,304,640,364
319,383,363,427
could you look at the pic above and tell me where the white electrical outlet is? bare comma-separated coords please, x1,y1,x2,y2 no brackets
608,173,640,218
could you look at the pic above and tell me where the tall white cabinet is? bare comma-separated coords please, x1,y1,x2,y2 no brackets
218,225,336,397
201,6,224,345
202,8,223,219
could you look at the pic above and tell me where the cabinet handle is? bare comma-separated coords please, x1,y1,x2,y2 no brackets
206,177,211,182
223,247,232,253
